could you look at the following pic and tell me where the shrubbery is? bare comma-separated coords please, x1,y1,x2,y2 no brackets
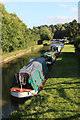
74,36,80,52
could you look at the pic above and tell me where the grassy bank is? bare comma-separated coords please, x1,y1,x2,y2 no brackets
7,44,80,119
0,45,43,64
0,40,51,64
1,40,50,61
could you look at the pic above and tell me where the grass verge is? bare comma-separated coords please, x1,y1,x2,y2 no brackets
7,44,80,119
0,45,43,64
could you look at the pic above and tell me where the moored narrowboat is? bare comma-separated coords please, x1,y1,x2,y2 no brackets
10,57,48,98
43,44,57,52
41,49,58,65
41,42,64,65
52,42,64,54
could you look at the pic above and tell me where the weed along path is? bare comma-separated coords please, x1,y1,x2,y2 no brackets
7,44,80,119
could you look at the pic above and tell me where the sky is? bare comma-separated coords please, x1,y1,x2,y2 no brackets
2,1,79,28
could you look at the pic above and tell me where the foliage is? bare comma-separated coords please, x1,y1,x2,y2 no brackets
1,3,80,54
7,45,80,119
1,3,35,53
50,20,80,41
74,36,80,52
68,20,79,42
40,26,53,41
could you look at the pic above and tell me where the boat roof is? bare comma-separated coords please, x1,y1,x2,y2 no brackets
18,57,46,75
50,44,56,47
43,51,54,57
15,57,48,91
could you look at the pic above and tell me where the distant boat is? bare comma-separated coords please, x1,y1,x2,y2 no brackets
41,51,57,65
50,40,64,53
41,44,58,65
41,42,64,65
10,57,48,98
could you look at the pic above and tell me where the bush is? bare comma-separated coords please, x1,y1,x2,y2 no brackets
74,36,80,52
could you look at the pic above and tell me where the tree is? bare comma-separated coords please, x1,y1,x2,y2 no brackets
40,27,53,41
68,20,79,42
74,36,80,52
1,3,31,52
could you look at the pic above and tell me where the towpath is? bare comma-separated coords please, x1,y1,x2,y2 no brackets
0,45,43,64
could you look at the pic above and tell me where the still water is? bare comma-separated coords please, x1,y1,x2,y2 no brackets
2,48,45,118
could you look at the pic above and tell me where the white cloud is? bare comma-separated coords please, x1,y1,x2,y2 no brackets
60,3,78,15
60,3,73,8
60,3,68,7
71,7,78,14
47,16,77,25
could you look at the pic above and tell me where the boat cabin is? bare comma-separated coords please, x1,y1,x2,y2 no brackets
43,44,57,52
41,49,58,65
16,57,48,91
10,57,48,98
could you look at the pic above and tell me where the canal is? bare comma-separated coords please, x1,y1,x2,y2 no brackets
2,47,45,118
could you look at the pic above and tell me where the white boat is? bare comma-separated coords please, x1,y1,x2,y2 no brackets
10,88,38,98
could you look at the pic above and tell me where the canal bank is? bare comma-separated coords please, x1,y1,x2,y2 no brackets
0,45,43,64
6,44,80,119
1,46,45,119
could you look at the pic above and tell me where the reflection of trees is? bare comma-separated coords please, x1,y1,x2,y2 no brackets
2,48,43,108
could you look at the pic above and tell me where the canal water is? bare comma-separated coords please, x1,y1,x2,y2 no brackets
2,47,45,119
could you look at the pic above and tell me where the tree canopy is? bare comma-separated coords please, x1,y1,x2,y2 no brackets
1,3,80,53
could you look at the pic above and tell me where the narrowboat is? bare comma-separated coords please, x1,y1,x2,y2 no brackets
10,57,48,98
52,42,64,54
52,43,62,54
60,42,64,50
50,44,57,52
41,42,65,65
41,47,58,65
43,44,57,52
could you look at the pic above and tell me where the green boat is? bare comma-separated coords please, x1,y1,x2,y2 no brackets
43,44,57,52
10,57,48,98
41,50,57,65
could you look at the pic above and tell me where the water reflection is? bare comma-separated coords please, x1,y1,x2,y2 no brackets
2,48,43,118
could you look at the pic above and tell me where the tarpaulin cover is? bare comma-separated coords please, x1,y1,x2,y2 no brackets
15,57,48,91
